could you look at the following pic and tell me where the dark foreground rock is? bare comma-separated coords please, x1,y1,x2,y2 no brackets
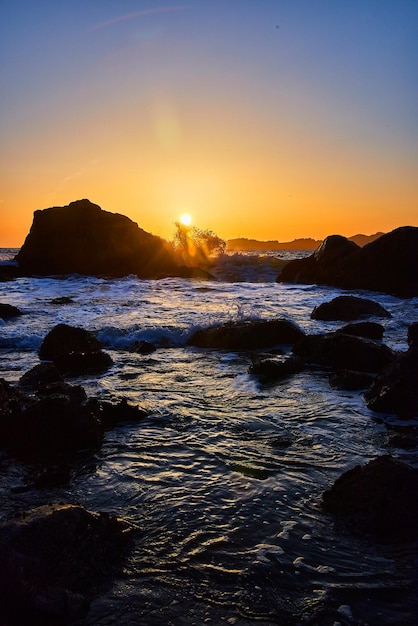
293,332,395,372
249,355,304,383
15,198,179,278
407,322,418,349
187,318,305,350
0,503,131,623
278,226,418,297
336,321,384,340
0,303,22,319
322,456,418,542
39,323,113,376
329,369,375,391
0,379,104,460
19,362,63,391
311,296,391,321
364,348,418,419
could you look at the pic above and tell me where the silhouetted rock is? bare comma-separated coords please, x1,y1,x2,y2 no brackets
278,226,418,297
278,235,359,285
54,350,113,377
0,303,22,319
188,318,305,350
0,503,130,623
407,322,418,349
336,321,384,340
322,456,418,542
15,199,179,278
39,323,102,360
293,332,395,372
248,355,304,383
329,370,375,390
19,362,63,391
364,348,418,419
311,296,391,321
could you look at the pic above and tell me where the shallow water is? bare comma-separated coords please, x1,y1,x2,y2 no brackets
0,251,417,625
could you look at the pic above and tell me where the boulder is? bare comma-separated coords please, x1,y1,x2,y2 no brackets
39,323,102,360
54,350,113,376
329,370,375,391
293,332,395,372
248,355,304,383
322,456,418,542
19,362,63,391
278,235,359,285
98,398,148,428
0,381,104,460
0,503,130,622
128,340,156,354
187,318,305,350
15,199,178,278
311,296,391,321
364,348,418,419
336,321,384,340
278,226,418,297
0,303,22,319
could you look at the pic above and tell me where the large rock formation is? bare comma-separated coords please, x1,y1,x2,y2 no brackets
278,226,418,298
15,199,178,278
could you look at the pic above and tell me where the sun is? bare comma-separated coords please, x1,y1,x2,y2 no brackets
179,213,192,226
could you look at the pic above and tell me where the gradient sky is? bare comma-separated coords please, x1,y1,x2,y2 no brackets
1,0,417,246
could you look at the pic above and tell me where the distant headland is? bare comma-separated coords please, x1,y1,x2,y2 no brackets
226,233,384,251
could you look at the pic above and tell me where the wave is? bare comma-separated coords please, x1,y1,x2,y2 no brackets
210,251,310,283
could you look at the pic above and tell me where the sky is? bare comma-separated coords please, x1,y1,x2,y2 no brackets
1,0,417,246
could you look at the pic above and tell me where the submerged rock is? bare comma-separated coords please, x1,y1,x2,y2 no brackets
128,340,156,354
0,503,131,623
293,332,395,372
54,350,114,376
311,296,391,321
0,303,22,319
98,397,148,428
322,455,418,542
188,318,305,350
364,348,418,419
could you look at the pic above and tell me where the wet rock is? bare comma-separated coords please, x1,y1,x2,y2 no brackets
407,322,418,349
39,323,102,360
0,303,22,319
50,296,74,305
128,340,156,354
311,296,391,321
364,348,418,419
0,381,104,460
54,350,113,376
19,362,63,391
329,369,375,391
249,355,304,383
0,503,131,623
15,198,178,278
278,226,418,297
336,321,384,340
188,318,305,350
322,455,418,542
293,332,395,372
98,397,148,428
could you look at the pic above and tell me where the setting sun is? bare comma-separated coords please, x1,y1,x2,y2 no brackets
179,213,192,227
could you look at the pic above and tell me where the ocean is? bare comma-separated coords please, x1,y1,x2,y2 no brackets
1,248,417,625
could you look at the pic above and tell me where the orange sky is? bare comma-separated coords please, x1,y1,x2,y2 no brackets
1,2,417,247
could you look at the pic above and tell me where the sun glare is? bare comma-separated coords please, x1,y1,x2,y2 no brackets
179,213,192,226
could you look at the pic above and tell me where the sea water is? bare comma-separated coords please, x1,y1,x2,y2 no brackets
0,249,417,625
